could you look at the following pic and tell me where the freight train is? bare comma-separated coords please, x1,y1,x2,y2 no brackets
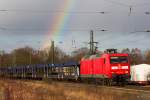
0,49,130,86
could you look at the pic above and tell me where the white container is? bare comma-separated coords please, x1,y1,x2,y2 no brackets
130,64,150,84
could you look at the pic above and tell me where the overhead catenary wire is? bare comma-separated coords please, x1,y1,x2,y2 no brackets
0,9,150,15
104,0,150,7
0,0,150,15
104,0,130,7
104,0,150,15
0,9,109,14
104,0,133,16
0,27,109,32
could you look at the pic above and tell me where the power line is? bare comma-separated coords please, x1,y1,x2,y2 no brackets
1,9,150,15
0,27,109,32
131,30,150,34
104,0,130,7
105,0,150,7
104,0,150,16
0,9,109,14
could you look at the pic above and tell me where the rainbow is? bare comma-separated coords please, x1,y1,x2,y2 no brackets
42,0,76,49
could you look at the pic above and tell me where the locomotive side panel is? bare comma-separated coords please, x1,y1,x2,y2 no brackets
93,58,104,77
80,59,93,77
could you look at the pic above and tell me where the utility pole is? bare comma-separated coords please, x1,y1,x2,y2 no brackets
51,41,55,64
89,30,98,54
90,30,94,54
49,41,55,76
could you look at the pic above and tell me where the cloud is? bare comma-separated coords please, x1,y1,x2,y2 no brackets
0,0,150,52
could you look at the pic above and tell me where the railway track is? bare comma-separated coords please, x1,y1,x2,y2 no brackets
51,80,150,94
2,78,150,94
109,85,150,94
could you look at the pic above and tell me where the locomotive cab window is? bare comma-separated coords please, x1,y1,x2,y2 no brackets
110,56,128,64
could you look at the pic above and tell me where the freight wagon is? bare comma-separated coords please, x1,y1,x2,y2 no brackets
130,64,150,85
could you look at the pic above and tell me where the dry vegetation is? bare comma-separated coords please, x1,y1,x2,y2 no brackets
0,79,149,100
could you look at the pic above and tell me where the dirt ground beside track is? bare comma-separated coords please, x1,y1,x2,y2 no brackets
0,79,150,100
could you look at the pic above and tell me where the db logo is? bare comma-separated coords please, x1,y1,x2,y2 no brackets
118,64,121,69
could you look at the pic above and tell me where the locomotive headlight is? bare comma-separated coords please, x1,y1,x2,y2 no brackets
125,71,128,74
122,66,128,69
111,66,118,69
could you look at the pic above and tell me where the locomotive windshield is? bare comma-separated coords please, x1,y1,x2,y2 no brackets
110,56,128,64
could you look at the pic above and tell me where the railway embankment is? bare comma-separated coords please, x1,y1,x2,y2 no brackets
0,79,150,100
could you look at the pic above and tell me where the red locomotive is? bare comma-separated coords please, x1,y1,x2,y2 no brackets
80,49,130,85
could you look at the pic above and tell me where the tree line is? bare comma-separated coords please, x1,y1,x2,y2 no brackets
0,47,150,67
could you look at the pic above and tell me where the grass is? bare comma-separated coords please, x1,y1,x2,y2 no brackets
0,79,149,100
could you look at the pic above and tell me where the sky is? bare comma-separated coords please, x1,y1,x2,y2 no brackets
0,0,150,53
